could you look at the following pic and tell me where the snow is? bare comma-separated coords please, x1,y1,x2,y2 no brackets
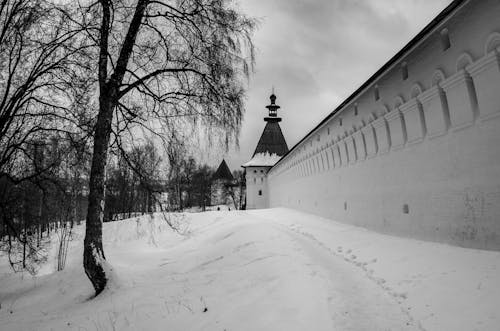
242,152,282,167
1,208,500,330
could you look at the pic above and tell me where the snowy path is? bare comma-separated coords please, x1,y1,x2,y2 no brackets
271,221,418,330
1,209,499,330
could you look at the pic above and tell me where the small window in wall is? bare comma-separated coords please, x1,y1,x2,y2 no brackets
339,118,343,126
327,127,330,135
374,85,380,101
354,104,358,116
344,201,347,210
401,62,408,80
253,178,256,184
403,204,409,214
253,170,256,173
317,134,320,142
441,28,450,51
260,170,263,173
258,190,262,196
261,177,263,183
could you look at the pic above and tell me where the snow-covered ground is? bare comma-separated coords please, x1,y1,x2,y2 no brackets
1,208,499,330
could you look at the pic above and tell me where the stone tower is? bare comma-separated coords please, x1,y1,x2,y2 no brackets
211,159,234,206
242,93,289,209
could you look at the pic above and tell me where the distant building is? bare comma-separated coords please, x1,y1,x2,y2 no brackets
211,159,234,206
242,93,289,209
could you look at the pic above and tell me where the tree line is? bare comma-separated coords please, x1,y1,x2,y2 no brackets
0,0,255,294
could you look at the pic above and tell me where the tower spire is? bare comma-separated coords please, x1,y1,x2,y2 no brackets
265,90,281,122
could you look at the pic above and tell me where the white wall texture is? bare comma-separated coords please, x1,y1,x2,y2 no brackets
245,166,270,209
267,0,500,250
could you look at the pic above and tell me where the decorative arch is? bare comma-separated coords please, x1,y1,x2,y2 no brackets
431,69,446,87
456,52,474,72
410,83,423,99
393,95,405,109
485,32,500,55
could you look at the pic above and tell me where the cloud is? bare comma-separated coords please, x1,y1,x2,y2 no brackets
219,0,453,171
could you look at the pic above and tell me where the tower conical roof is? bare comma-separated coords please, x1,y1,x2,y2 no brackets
253,121,289,157
253,93,288,157
212,159,234,181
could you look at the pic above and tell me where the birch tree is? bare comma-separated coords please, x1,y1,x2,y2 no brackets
81,0,255,295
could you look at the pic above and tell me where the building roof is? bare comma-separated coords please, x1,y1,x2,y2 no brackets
253,121,289,157
242,152,282,168
271,0,467,170
212,159,234,181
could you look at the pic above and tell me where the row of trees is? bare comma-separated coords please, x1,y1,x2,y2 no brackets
0,0,255,295
0,135,91,273
165,156,245,212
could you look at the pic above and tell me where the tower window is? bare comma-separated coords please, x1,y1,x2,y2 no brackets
441,28,450,51
327,127,330,135
374,85,380,101
403,204,409,214
401,62,408,80
258,190,262,196
261,177,263,183
253,178,256,184
354,104,358,116
339,118,343,126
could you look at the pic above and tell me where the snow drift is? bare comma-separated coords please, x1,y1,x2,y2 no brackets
1,209,499,330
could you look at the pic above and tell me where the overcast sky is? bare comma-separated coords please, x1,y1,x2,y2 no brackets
209,0,453,171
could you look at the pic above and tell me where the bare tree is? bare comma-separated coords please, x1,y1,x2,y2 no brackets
105,139,163,219
0,0,94,183
81,0,255,295
0,135,91,274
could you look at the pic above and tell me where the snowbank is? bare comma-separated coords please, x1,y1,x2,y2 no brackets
1,209,499,330
242,152,282,167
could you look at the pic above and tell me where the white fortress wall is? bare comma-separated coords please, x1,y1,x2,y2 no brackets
267,0,500,250
246,166,270,209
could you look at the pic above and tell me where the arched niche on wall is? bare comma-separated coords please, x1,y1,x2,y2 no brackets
410,83,423,99
393,96,405,109
431,69,446,87
456,52,474,72
485,32,500,55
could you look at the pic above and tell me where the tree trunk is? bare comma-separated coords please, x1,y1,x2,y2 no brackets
84,95,114,296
